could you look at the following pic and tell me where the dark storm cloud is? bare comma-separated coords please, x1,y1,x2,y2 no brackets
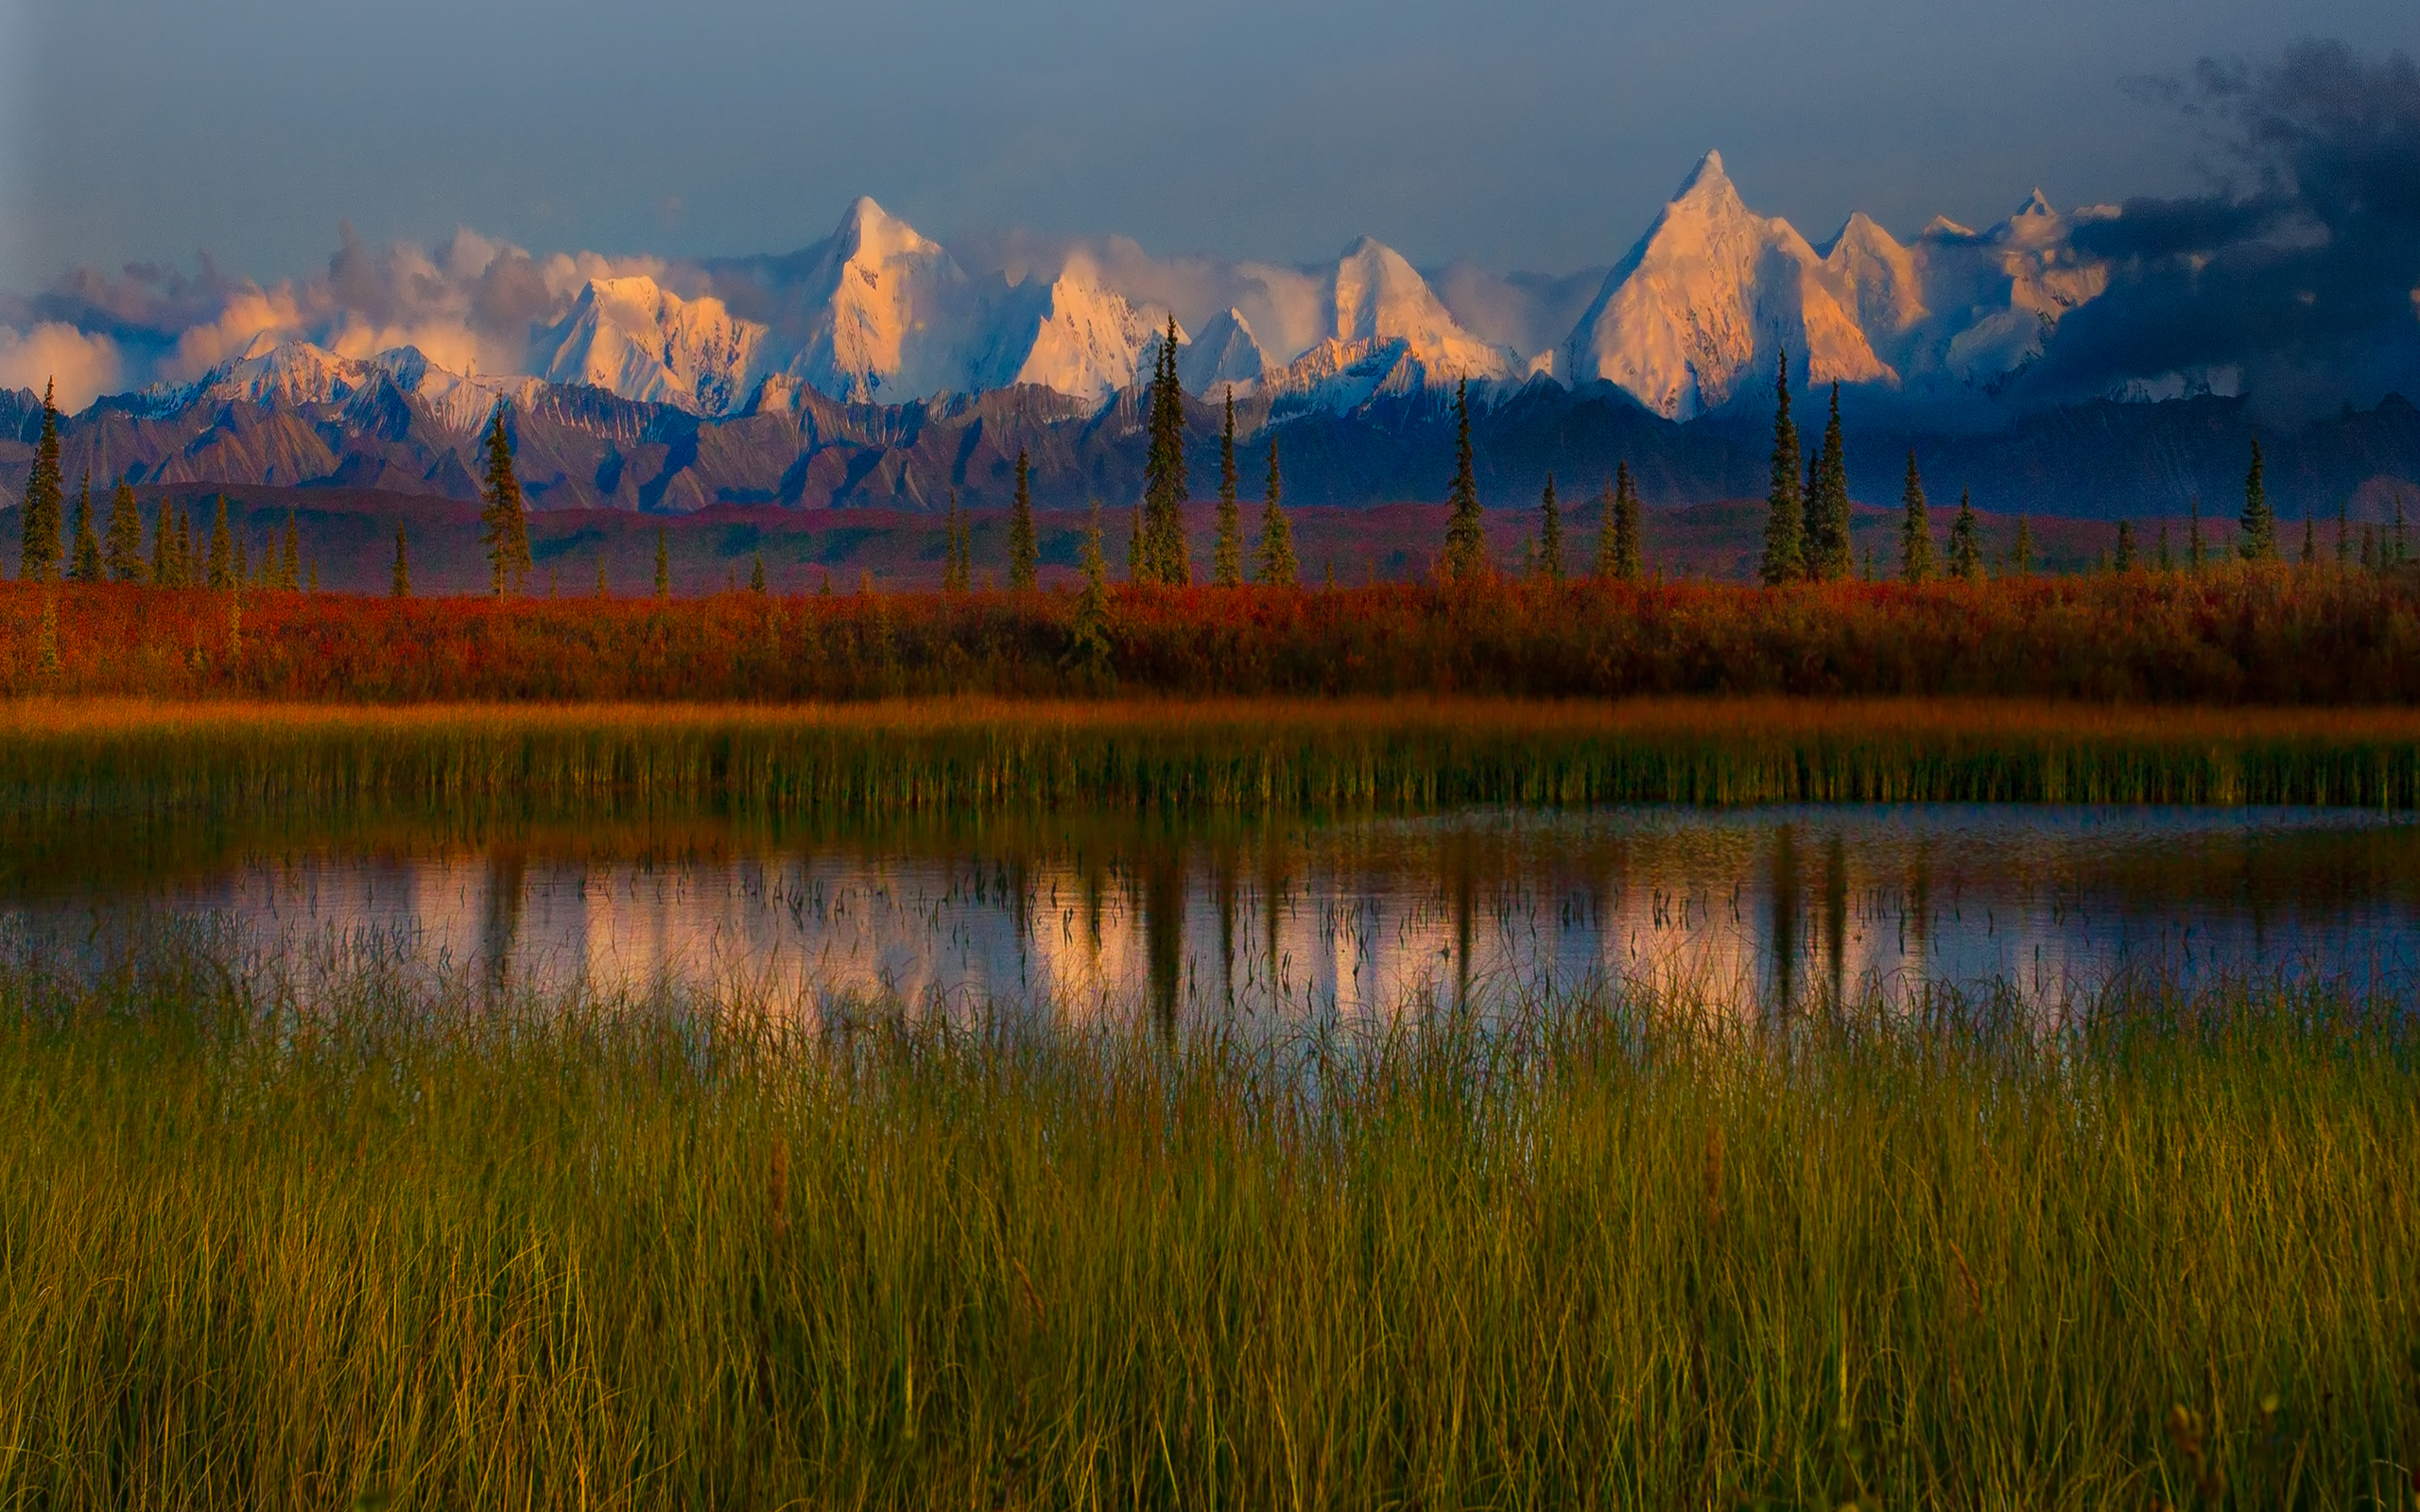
2019,40,2420,414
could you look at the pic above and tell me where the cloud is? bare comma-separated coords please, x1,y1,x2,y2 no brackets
2018,39,2420,416
0,322,126,409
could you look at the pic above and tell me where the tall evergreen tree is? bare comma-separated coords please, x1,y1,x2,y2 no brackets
2302,515,2316,565
17,382,62,582
206,494,233,591
1141,317,1189,585
751,553,767,593
281,512,302,589
104,479,145,583
69,475,102,583
390,526,411,598
1613,461,1643,583
2115,520,2138,572
175,506,195,586
1070,506,1113,675
2156,520,2173,573
150,498,176,586
1948,490,1984,582
1537,472,1564,582
1438,380,1488,582
943,490,973,593
1805,382,1852,579
2188,499,2205,571
1899,450,1933,585
654,528,670,598
478,404,531,593
1255,439,1296,587
1212,389,1243,587
1008,447,1039,591
1127,504,1145,583
2238,438,2276,560
2008,515,2033,576
1759,352,1805,585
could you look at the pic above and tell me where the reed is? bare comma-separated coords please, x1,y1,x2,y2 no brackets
0,921,2413,1508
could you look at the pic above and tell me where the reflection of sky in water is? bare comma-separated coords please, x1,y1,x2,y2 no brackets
12,805,2420,1022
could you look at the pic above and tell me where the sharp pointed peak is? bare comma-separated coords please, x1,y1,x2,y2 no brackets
2016,187,2057,217
1676,149,1733,197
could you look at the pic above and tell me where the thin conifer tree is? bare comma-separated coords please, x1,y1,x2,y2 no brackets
1759,352,1804,585
2115,520,2138,572
206,494,233,591
390,526,411,598
150,499,175,586
2302,515,2316,565
1439,380,1487,582
1141,318,1189,585
1806,382,1851,579
174,507,195,586
1537,472,1564,582
1899,450,1933,584
2238,439,2276,560
1948,490,1984,582
281,512,302,589
654,528,670,599
1212,389,1243,586
751,553,767,593
69,475,101,583
478,404,531,593
2188,499,2205,572
17,382,62,582
1008,447,1038,590
2156,520,2173,573
1070,505,1113,675
1127,504,1145,583
1613,461,1643,582
2008,515,2032,576
104,479,145,583
1255,439,1296,587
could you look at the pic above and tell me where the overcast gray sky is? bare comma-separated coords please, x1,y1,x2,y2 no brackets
8,0,2420,291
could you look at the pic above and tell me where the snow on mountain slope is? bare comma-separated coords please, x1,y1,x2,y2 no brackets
775,198,970,404
1178,308,1269,394
1916,192,2115,385
1563,152,1888,420
1261,238,1521,411
534,276,766,415
369,348,547,433
963,255,1162,404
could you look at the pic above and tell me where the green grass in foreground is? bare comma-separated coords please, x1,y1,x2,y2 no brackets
1,926,2416,1509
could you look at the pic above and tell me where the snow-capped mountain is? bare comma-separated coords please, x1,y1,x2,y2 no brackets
1260,237,1524,412
769,197,972,404
534,276,766,415
962,254,1164,405
1564,152,1890,421
1178,308,1269,394
143,334,540,433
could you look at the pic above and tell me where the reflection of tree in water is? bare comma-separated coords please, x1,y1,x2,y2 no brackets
1142,846,1184,1039
1770,824,1800,1012
1824,833,1848,1009
481,848,528,1005
1212,843,1238,1012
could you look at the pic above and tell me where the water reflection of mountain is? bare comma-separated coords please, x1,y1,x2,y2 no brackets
9,806,2417,1019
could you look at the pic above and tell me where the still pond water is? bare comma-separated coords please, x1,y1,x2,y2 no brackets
9,803,2418,1019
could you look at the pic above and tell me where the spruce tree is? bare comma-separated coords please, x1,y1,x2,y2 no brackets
282,512,301,589
1127,504,1145,582
2302,515,2316,565
1805,382,1851,579
1438,380,1487,582
2156,520,2173,573
2238,439,2276,560
654,528,670,598
1255,438,1296,587
478,404,531,593
69,475,101,583
174,507,195,586
390,526,411,598
2362,524,2379,572
105,479,145,583
1008,447,1038,591
1537,472,1564,582
2338,500,2351,566
1613,461,1643,583
1947,490,1984,582
1141,317,1189,585
2008,515,2032,576
2188,500,2205,572
206,494,233,591
1212,389,1243,587
17,382,62,582
2115,520,2137,572
751,553,767,593
597,553,610,598
1758,352,1804,585
1070,505,1113,675
1899,450,1933,585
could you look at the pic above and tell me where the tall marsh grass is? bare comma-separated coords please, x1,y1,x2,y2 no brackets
1,921,2413,1508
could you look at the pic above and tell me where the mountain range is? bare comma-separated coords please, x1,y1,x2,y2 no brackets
3,153,2414,523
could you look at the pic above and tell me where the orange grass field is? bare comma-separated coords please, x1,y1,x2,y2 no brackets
4,562,2420,704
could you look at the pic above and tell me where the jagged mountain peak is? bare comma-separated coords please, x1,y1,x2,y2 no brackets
1672,149,1739,205
1179,308,1268,395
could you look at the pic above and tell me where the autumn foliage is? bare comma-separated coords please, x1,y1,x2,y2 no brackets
3,565,2419,705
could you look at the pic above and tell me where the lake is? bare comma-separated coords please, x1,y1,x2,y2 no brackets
8,801,2414,1022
